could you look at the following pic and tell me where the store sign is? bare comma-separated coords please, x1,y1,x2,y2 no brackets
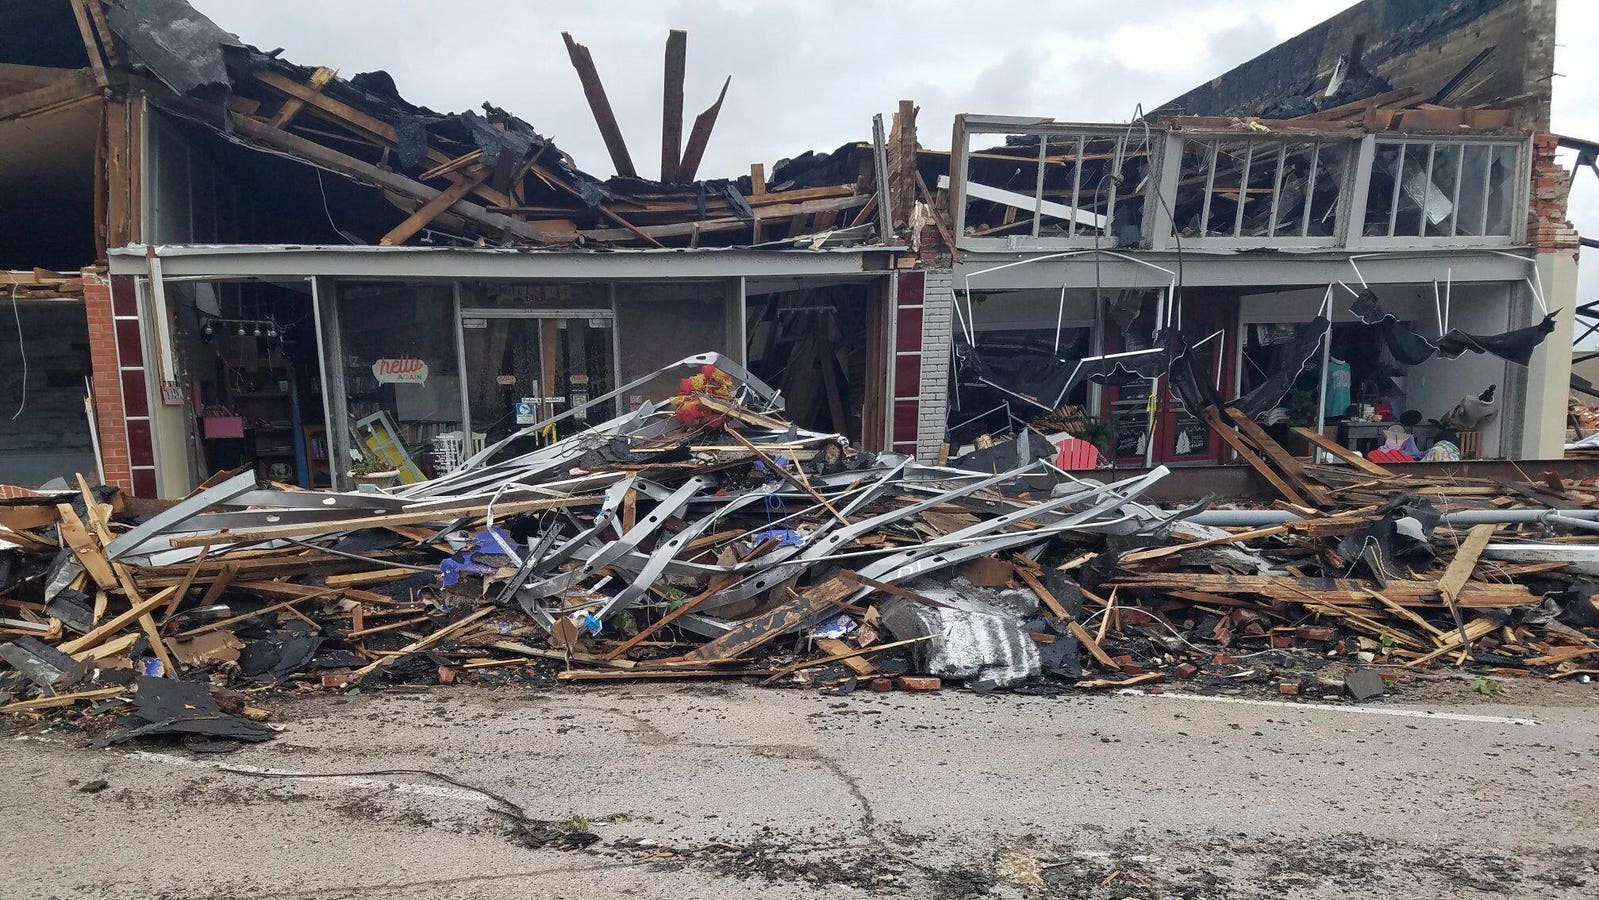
372,357,429,384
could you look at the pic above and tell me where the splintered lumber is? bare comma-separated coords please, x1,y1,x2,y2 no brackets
56,505,116,589
1439,525,1499,603
677,75,729,183
178,589,340,638
379,166,492,246
1108,573,1536,607
229,115,547,244
689,575,856,661
1,686,127,714
815,637,879,677
1404,618,1500,667
59,588,177,654
1204,408,1308,507
660,29,686,182
324,567,429,589
725,429,846,525
561,32,637,178
1291,427,1396,477
761,635,932,684
1118,512,1371,565
603,573,737,660
167,494,599,547
268,66,336,128
350,607,495,679
559,667,756,682
1223,407,1333,507
1015,568,1069,617
160,547,210,622
1438,524,1499,662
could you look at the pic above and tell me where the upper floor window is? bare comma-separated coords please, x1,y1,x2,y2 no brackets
1362,140,1521,240
1171,137,1352,243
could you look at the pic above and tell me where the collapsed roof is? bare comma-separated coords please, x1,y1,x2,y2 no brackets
83,0,896,251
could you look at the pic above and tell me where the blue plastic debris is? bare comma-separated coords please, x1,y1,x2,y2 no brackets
751,527,804,548
813,614,856,639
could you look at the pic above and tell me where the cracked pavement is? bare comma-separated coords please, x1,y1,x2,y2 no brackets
4,680,1598,899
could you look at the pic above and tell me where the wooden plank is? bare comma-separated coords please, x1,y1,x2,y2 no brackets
1224,407,1333,506
350,607,495,679
66,0,109,88
159,546,209,623
1066,618,1120,670
379,166,491,246
660,29,686,182
167,494,598,547
760,635,931,684
323,567,426,588
1118,514,1370,565
267,66,336,129
815,637,878,676
1437,523,1498,662
677,75,729,183
197,563,238,609
1015,567,1069,617
56,505,116,589
1439,525,1498,603
1,686,127,714
561,32,637,177
0,69,100,121
1291,426,1396,477
58,587,177,654
689,575,856,661
1204,408,1307,506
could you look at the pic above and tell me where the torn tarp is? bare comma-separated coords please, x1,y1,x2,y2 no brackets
1229,316,1329,418
1349,290,1557,367
97,676,276,748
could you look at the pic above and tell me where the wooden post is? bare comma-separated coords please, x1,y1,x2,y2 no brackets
561,32,637,178
660,29,686,182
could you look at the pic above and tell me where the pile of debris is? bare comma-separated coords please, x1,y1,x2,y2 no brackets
4,355,1598,746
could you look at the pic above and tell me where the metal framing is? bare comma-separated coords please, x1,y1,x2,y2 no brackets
948,116,1534,255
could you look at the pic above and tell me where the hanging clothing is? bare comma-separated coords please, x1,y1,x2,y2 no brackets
1325,357,1352,418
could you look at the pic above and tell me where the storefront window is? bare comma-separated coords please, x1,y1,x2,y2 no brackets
614,282,732,408
335,282,462,482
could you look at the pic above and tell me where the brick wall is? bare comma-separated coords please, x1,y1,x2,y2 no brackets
83,272,132,492
1528,133,1579,252
83,271,159,496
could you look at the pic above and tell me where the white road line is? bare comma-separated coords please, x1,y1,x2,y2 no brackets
1116,689,1539,726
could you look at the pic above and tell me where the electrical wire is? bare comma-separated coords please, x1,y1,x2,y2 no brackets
315,169,358,245
8,284,25,420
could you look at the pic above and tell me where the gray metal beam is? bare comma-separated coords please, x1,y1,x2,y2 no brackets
107,244,893,281
952,249,1533,291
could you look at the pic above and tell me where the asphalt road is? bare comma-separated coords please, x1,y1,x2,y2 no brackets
4,678,1597,899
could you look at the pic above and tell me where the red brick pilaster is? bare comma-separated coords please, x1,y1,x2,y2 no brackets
82,272,132,492
1528,133,1579,252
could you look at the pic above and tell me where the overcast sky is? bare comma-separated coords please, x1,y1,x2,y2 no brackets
189,0,1596,313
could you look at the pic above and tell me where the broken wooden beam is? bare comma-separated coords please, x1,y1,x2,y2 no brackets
677,75,729,183
660,29,686,182
561,32,637,178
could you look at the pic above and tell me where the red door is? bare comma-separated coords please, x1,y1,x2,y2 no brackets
1102,292,1236,466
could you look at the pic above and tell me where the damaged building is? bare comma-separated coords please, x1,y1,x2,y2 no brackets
926,0,1581,471
0,0,1585,499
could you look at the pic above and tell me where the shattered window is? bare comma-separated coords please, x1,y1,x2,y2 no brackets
960,129,1147,246
1363,140,1519,240
1174,138,1345,241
